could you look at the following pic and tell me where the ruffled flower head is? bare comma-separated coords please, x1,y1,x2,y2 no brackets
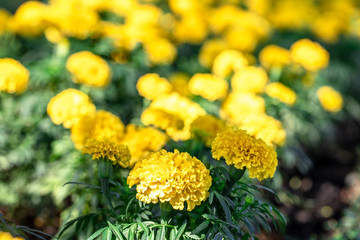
211,128,278,181
190,115,227,147
82,139,131,168
188,73,228,102
47,88,96,128
0,58,29,94
127,149,212,211
136,73,172,100
66,51,111,87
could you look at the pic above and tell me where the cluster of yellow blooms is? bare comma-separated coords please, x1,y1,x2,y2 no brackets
127,149,212,211
0,232,23,240
0,58,29,94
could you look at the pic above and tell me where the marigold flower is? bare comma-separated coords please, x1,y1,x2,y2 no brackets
82,139,130,167
198,39,228,68
136,73,172,100
225,27,258,52
120,124,169,167
0,58,29,94
47,89,96,128
169,72,192,97
220,92,265,122
259,44,291,69
234,114,287,146
190,115,227,147
0,9,11,35
143,38,177,65
265,82,296,105
66,51,111,88
212,128,278,181
149,93,206,141
127,149,212,211
317,86,343,112
70,110,125,149
0,232,24,240
173,13,208,44
141,108,184,132
188,73,228,101
290,39,329,72
212,50,248,77
231,66,268,94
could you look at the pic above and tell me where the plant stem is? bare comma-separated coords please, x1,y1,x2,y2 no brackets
222,166,246,196
159,202,173,223
99,159,114,211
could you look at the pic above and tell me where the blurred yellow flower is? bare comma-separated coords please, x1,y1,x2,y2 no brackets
231,66,268,94
44,27,65,44
168,72,191,97
0,9,11,35
290,39,329,72
47,89,96,129
190,115,227,147
66,51,111,88
311,12,347,43
82,139,131,167
265,82,296,105
235,114,287,146
0,232,24,240
225,27,258,52
212,50,248,77
127,149,212,211
173,12,208,44
12,1,49,36
220,92,265,122
136,73,172,100
70,110,125,149
198,39,228,68
143,38,177,65
149,93,206,141
188,73,228,101
141,107,184,132
120,124,168,167
259,44,291,69
317,86,343,112
0,58,29,94
212,128,278,181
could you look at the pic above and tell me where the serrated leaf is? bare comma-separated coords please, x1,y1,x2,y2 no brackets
191,221,209,235
214,191,232,224
137,222,149,236
102,228,112,240
213,232,223,240
175,221,187,240
88,227,108,240
107,221,124,240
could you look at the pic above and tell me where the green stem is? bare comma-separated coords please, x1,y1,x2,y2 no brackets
159,202,173,224
99,159,114,211
222,166,246,196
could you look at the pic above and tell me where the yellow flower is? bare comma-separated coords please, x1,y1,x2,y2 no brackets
225,27,258,53
120,124,168,167
66,51,111,88
127,149,212,211
290,39,329,72
198,39,228,68
0,9,11,35
141,107,184,133
44,27,65,44
70,110,125,149
212,50,248,77
231,66,268,94
143,38,177,65
149,93,206,141
47,89,96,128
190,115,227,147
311,12,347,43
168,72,191,97
234,114,287,146
0,58,29,94
220,92,265,122
317,86,343,112
265,82,296,105
259,44,291,69
211,128,278,181
82,139,130,167
188,73,228,101
173,12,208,44
136,73,172,100
12,1,49,36
0,232,24,240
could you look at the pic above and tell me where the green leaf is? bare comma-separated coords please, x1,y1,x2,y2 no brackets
107,221,124,240
209,191,214,204
88,227,108,240
174,221,187,240
137,222,150,236
156,225,166,240
214,191,232,224
128,224,137,240
191,221,209,235
214,232,223,240
169,228,176,240
102,228,112,240
220,225,234,240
